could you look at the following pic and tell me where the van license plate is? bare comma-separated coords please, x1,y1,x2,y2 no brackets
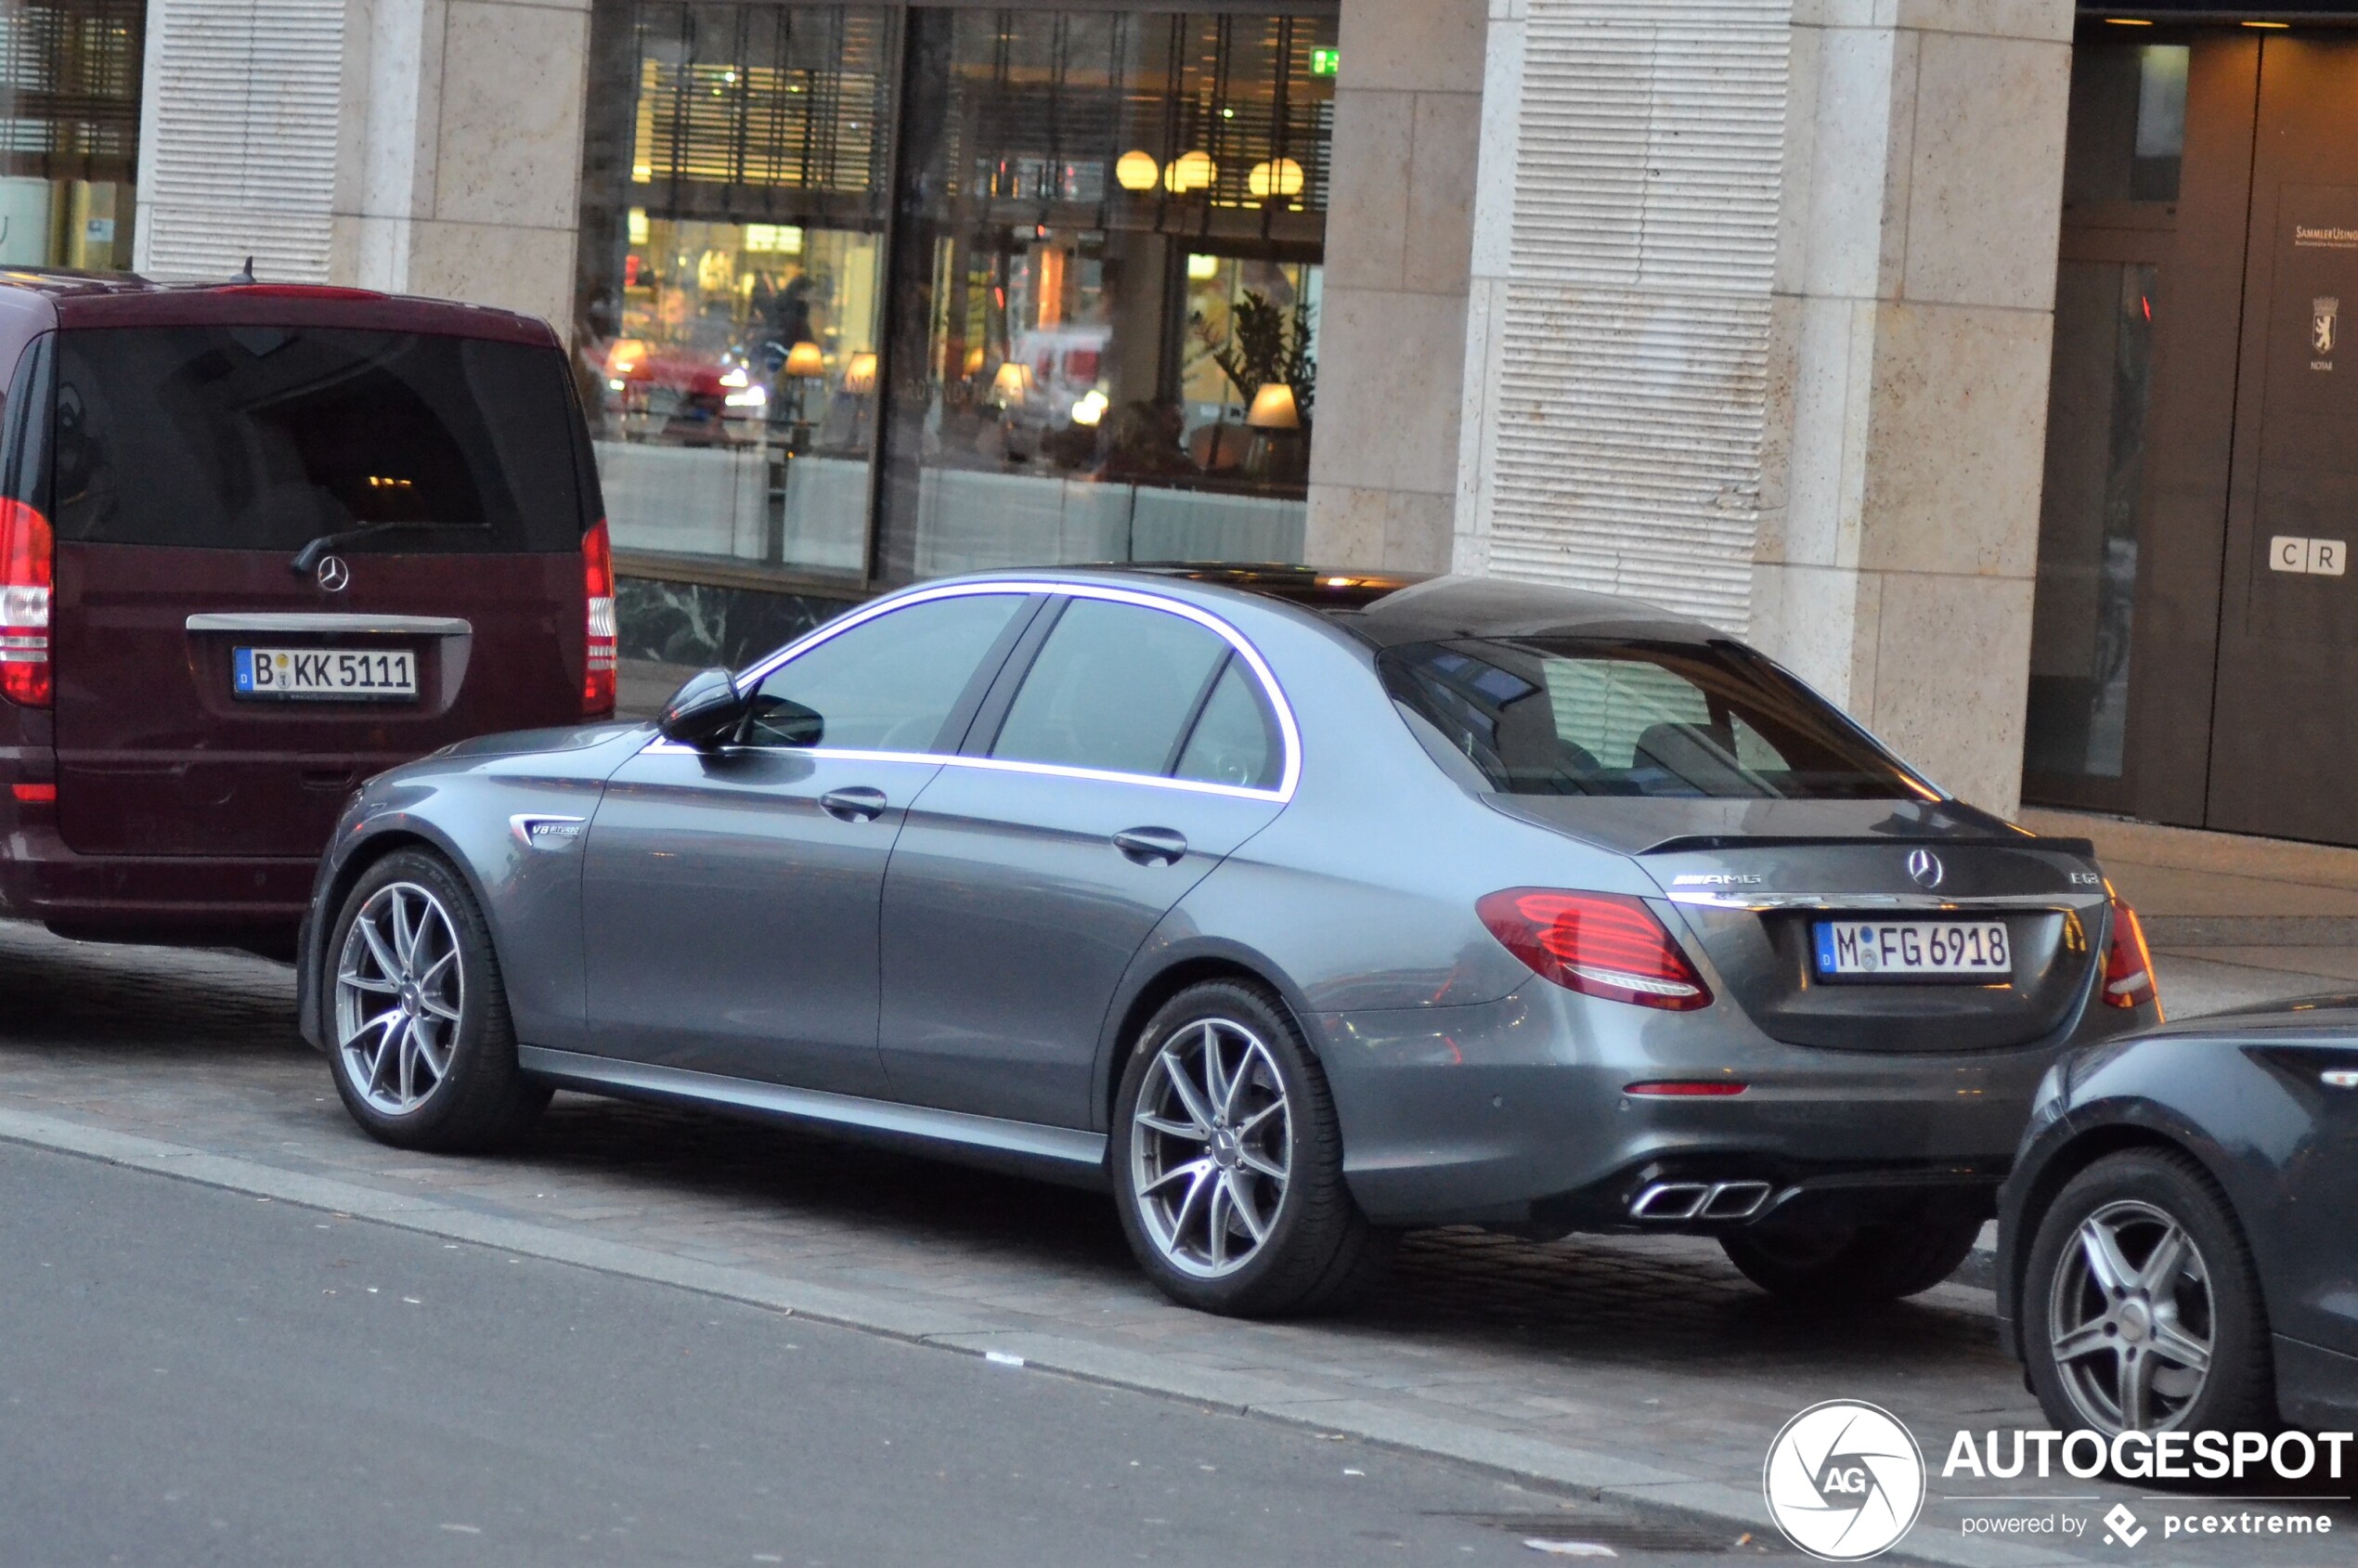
234,647,417,701
1813,920,2010,980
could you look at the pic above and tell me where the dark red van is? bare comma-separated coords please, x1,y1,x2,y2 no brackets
0,275,615,953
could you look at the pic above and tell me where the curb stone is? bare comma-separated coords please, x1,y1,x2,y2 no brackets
0,1103,2071,1568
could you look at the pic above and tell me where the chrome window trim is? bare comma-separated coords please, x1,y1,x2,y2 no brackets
660,578,1302,803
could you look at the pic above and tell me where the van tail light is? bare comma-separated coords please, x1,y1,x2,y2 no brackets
2102,897,2160,1017
582,518,615,718
0,498,53,708
1478,888,1713,1011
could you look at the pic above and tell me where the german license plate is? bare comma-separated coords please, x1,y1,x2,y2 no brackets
1813,920,2011,980
234,646,417,700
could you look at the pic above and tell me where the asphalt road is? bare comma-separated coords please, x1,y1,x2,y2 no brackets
0,1140,1776,1567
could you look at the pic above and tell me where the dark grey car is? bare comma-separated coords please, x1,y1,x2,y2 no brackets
296,568,2162,1315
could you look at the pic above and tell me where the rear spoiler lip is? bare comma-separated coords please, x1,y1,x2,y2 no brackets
1637,834,2099,859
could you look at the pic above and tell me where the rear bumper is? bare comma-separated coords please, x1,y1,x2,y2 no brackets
0,819,314,931
1312,981,2130,1230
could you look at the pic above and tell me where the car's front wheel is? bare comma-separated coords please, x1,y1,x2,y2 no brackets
2020,1149,2273,1435
1111,980,1383,1316
326,848,549,1152
1720,1204,1984,1303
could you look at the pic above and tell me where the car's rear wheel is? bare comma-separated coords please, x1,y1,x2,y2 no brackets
327,849,549,1152
1111,980,1383,1316
1720,1205,1984,1303
2021,1149,2273,1436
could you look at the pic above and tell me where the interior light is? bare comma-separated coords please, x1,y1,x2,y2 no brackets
1114,150,1159,192
2103,16,2154,24
1186,253,1221,281
2243,18,2290,26
784,342,827,379
1070,388,1109,427
842,351,879,395
1163,150,1216,194
1247,157,1306,201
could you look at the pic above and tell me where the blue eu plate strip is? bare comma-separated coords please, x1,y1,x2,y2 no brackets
1812,922,1836,975
232,647,255,693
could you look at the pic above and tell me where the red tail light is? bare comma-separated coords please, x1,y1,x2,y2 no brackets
582,518,615,717
0,498,53,708
1478,888,1713,1011
2102,897,2160,1016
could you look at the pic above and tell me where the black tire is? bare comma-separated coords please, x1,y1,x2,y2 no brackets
2020,1149,2274,1437
1110,979,1385,1316
1720,1205,1984,1303
322,849,549,1153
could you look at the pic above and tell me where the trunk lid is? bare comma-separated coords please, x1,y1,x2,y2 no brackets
1490,797,2109,1052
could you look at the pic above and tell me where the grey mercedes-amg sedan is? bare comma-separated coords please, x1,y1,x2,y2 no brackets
296,567,2161,1316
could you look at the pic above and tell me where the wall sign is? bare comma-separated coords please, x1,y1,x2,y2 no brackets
2270,535,2348,576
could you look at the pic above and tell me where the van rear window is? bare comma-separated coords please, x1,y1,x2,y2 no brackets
50,327,587,551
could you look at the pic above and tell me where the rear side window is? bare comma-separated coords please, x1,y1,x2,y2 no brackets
993,598,1278,785
743,591,1025,752
50,327,586,551
1380,637,1929,800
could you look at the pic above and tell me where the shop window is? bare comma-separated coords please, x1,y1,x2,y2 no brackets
875,10,1331,581
2027,262,2157,784
2063,44,2188,207
0,0,144,269
577,3,897,583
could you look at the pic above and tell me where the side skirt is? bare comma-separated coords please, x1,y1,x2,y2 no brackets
515,1046,1111,1189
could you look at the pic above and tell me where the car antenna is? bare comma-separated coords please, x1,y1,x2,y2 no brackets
230,255,255,284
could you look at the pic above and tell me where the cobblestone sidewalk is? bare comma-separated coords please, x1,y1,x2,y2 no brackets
1,924,2347,1567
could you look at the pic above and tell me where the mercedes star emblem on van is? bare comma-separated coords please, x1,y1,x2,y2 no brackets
315,554,350,593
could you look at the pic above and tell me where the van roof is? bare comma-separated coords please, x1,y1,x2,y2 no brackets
0,270,557,346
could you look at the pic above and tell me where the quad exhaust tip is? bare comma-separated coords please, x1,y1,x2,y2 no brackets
1629,1178,1773,1223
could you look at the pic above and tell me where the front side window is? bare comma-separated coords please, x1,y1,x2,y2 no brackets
993,598,1249,780
1380,638,1931,800
743,590,1024,750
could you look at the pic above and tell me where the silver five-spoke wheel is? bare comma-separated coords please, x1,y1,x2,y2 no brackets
1129,1017,1291,1279
2047,1199,2214,1432
334,880,465,1116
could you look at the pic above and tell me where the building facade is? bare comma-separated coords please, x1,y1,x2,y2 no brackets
104,0,2358,842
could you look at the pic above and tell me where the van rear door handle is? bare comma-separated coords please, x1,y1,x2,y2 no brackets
1113,827,1188,865
819,786,887,823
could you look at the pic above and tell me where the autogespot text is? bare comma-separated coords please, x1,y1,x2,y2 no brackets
1943,1428,2355,1483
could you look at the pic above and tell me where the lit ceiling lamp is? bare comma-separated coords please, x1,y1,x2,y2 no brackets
842,351,878,395
1247,158,1305,201
1163,151,1217,194
2242,18,2290,25
1246,382,1301,431
784,341,827,379
1115,150,1160,191
2103,16,2153,24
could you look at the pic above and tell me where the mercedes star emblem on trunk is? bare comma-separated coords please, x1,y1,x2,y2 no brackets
315,554,350,593
1906,849,1944,890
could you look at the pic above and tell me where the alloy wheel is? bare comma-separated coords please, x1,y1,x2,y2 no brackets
333,881,465,1116
1129,1017,1291,1279
2047,1199,2215,1432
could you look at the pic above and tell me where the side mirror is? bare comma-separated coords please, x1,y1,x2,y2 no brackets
657,667,751,748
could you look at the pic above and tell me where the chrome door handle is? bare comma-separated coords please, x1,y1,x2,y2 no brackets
820,786,887,823
1113,827,1188,866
